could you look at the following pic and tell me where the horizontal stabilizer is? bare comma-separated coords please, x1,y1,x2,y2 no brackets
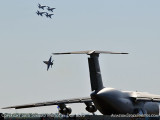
53,50,128,55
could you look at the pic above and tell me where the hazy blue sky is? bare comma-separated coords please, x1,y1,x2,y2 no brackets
0,0,160,114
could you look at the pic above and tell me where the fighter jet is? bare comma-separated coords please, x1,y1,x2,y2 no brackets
43,56,53,71
38,3,46,10
3,50,160,116
36,11,45,16
47,6,56,12
45,13,54,18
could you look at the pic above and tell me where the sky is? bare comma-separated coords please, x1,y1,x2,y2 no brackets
0,0,160,115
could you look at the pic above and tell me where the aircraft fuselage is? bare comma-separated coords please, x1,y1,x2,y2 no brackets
91,88,159,115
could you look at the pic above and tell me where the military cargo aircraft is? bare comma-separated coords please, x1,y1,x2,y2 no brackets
47,6,56,12
3,50,160,115
38,3,46,10
36,11,45,16
43,56,53,71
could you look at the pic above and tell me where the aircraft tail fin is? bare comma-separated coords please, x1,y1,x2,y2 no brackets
53,50,128,92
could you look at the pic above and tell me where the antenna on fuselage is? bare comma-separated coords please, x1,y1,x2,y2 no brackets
53,50,128,92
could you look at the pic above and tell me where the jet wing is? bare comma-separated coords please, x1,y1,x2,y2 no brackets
47,64,50,71
2,97,92,109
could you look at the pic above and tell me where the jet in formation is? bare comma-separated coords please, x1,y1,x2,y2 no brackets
47,6,56,12
45,13,54,18
38,3,46,10
43,56,54,71
3,50,160,116
36,11,45,16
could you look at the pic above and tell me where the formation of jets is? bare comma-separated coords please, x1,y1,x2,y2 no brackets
36,3,56,19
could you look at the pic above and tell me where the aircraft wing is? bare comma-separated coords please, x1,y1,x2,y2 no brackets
47,64,50,71
2,97,92,109
130,92,160,102
132,97,160,102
